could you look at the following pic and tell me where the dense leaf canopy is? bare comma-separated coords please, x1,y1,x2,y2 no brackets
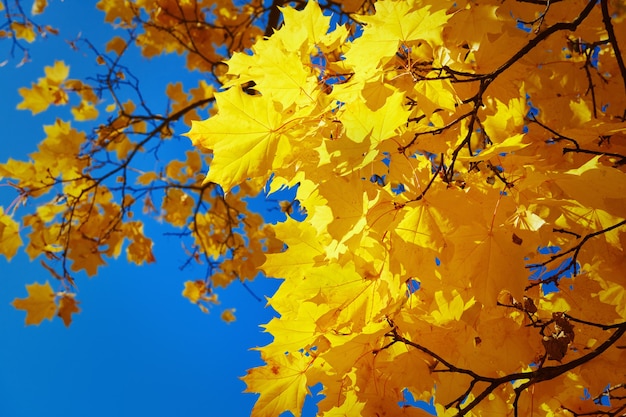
2,0,626,416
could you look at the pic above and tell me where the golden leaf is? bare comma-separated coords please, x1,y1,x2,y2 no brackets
16,61,70,114
221,308,236,323
31,0,48,15
243,352,309,417
57,294,81,327
186,88,296,192
71,100,99,121
10,22,36,42
182,280,207,304
105,36,127,55
0,207,22,260
12,281,57,326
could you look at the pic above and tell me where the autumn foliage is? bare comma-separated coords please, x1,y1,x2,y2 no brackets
2,0,626,416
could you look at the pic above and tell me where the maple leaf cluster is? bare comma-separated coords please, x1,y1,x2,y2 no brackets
12,281,80,326
186,1,626,416
2,0,626,416
1,0,306,323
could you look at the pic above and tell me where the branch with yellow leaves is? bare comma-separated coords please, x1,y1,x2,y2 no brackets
526,219,626,290
387,319,626,417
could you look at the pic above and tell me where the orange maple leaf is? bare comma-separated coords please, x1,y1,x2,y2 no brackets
57,295,81,327
12,281,57,326
0,207,23,260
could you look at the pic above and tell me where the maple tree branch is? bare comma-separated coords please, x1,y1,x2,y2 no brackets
528,114,626,164
264,0,286,38
462,323,626,415
188,184,217,267
528,115,580,148
13,40,217,284
516,0,564,4
540,325,625,381
167,1,217,68
595,383,626,404
601,0,626,118
566,404,626,416
552,228,582,239
446,110,479,182
401,108,474,151
392,312,626,416
517,0,552,32
446,378,480,409
5,0,626,412
408,158,442,202
582,50,599,119
80,96,214,193
487,0,597,83
439,0,595,86
0,0,51,64
565,315,626,331
562,147,626,165
389,327,492,383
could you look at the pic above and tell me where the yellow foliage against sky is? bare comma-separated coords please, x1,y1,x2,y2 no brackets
1,0,284,326
187,1,626,416
1,0,626,416
11,281,80,327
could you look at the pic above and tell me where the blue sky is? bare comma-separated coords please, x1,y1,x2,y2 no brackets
0,2,307,416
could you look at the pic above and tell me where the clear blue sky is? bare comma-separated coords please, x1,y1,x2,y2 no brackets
0,2,310,416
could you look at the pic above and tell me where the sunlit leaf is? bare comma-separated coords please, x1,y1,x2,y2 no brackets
12,281,57,326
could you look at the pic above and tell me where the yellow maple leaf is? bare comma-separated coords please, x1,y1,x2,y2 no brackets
96,0,134,26
226,42,318,107
273,0,331,53
124,222,155,265
597,281,626,320
161,188,194,227
340,86,410,146
136,171,159,185
182,280,207,304
31,0,48,15
185,88,297,192
0,207,22,261
394,200,448,253
506,208,546,232
67,238,106,276
259,309,322,357
243,352,309,417
445,3,503,50
554,156,626,219
71,100,99,121
44,60,70,85
17,61,70,114
344,1,450,74
12,281,57,326
429,290,468,325
105,36,127,55
10,22,36,43
16,84,55,114
261,218,326,284
446,224,529,306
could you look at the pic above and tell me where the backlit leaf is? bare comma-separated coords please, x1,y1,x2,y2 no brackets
186,88,296,192
243,352,309,417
